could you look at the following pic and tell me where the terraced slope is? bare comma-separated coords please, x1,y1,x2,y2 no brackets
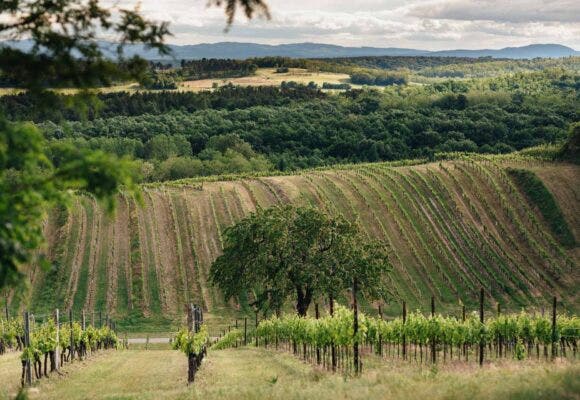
12,156,580,321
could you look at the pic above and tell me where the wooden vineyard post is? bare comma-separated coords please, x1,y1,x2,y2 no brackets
235,319,238,348
462,304,466,360
330,294,336,372
479,288,484,366
4,295,7,320
377,304,382,357
255,311,259,347
187,303,193,332
187,304,196,384
244,317,247,346
99,310,102,328
402,301,407,361
315,303,321,364
353,278,360,375
82,310,86,330
23,311,32,386
69,309,75,362
497,303,502,358
91,310,95,327
55,309,60,371
431,296,436,364
552,297,557,360
196,305,201,333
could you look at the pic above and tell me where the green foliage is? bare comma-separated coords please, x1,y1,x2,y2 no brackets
0,115,140,290
210,205,391,316
172,325,209,355
1,67,573,181
350,70,408,86
178,59,259,80
253,306,580,353
507,168,575,247
211,329,244,350
557,122,580,164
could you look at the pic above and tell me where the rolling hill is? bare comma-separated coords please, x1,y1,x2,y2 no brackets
3,40,578,60
11,155,579,326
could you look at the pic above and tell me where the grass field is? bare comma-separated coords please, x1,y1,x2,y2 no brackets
1,348,578,400
180,68,358,91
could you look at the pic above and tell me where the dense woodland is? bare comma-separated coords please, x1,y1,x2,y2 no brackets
0,61,578,181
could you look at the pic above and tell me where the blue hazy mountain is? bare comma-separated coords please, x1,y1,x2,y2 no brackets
3,40,577,60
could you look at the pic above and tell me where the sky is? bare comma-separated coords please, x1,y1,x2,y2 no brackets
119,0,579,50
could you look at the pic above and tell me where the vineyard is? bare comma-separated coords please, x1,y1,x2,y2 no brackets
0,313,119,387
212,302,579,372
7,154,579,324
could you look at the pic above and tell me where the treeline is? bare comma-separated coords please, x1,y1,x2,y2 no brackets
418,57,580,78
319,55,502,71
350,71,408,86
0,84,326,122
178,58,258,80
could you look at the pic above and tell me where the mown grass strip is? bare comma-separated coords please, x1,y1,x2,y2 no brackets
506,168,575,248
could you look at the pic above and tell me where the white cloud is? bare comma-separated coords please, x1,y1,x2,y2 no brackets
110,0,580,50
408,0,580,23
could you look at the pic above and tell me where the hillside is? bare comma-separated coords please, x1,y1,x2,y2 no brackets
11,155,579,326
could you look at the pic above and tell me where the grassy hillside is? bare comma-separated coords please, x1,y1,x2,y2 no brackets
10,154,579,328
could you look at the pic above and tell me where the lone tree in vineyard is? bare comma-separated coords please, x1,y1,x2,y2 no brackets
210,205,392,316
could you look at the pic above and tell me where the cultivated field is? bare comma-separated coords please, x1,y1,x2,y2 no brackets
8,154,577,329
180,68,356,91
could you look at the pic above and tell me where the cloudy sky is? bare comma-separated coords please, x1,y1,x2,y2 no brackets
125,0,579,50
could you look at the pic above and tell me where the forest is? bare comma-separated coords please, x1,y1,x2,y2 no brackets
1,65,576,181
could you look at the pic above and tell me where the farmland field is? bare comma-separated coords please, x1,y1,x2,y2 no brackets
6,154,577,331
1,10,580,398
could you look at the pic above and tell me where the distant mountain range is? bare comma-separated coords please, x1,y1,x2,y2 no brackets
3,41,578,60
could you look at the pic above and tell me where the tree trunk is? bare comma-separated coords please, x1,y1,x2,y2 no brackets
296,285,313,317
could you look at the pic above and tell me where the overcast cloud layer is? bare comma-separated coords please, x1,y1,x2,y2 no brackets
114,0,580,50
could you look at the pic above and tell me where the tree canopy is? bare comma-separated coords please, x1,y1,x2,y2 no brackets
210,205,391,316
